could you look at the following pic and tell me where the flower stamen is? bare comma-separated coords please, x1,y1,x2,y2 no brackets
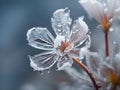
105,68,120,89
59,41,69,52
101,20,109,32
107,70,120,89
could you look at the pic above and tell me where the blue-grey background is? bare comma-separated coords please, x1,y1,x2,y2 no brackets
1,0,114,90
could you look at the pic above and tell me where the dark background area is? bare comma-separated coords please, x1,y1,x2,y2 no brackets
1,0,117,90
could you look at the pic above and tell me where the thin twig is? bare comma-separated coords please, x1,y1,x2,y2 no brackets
72,57,99,90
104,31,109,57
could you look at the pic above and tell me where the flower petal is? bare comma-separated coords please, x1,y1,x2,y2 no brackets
51,8,72,36
99,57,115,78
106,0,116,19
79,0,105,23
69,17,89,45
27,27,54,50
57,55,73,70
29,51,59,71
85,51,103,76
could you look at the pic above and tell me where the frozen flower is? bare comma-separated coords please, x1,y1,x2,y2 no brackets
27,8,90,71
79,0,120,32
77,43,120,90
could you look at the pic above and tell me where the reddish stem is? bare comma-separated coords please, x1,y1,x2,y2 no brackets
105,31,109,57
72,57,99,90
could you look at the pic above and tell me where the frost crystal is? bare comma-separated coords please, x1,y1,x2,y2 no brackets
27,8,90,71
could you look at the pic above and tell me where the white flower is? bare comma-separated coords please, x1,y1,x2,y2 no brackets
80,44,120,90
79,0,120,32
27,8,90,71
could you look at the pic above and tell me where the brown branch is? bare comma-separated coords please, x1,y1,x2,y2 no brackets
104,31,109,57
72,57,99,90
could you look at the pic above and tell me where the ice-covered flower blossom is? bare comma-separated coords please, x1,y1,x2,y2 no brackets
78,44,120,90
27,8,90,71
79,0,120,32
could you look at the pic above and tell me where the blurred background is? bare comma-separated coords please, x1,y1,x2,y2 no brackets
0,0,120,90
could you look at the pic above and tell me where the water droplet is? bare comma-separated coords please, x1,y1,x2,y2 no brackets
39,71,44,75
118,16,120,20
64,7,69,13
113,41,117,44
57,28,62,31
103,3,106,7
47,69,50,74
109,28,113,32
88,31,91,34
59,33,62,35
109,19,113,23
76,29,79,32
58,24,62,28
104,8,108,12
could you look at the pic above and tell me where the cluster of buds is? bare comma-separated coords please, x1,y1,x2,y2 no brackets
26,0,120,90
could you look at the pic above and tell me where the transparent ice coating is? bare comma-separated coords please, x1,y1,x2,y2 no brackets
51,8,72,37
29,51,59,71
69,17,89,45
27,27,54,50
27,8,90,71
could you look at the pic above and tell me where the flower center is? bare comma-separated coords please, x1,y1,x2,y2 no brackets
101,20,110,32
101,16,112,33
54,36,71,54
107,70,120,88
59,41,69,52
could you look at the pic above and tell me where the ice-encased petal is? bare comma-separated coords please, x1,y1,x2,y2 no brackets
51,8,72,36
98,57,115,78
27,27,54,50
57,55,73,70
79,0,105,23
29,51,59,71
107,0,116,19
71,35,91,50
69,17,89,45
